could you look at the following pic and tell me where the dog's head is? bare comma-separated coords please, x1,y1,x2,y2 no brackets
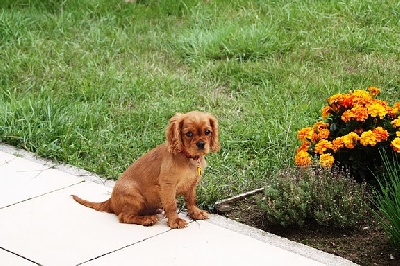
166,111,219,156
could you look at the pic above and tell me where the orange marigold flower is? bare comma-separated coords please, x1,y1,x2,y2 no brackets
394,102,400,113
314,139,333,154
319,153,335,168
343,98,353,109
341,109,354,122
353,105,369,121
367,86,380,96
341,106,369,122
360,130,378,146
342,132,359,149
313,121,329,130
311,132,319,143
296,142,310,153
321,106,331,119
295,150,312,166
386,106,397,119
372,127,389,142
332,137,344,152
327,93,342,106
318,128,330,139
391,138,400,153
328,93,353,110
297,127,314,141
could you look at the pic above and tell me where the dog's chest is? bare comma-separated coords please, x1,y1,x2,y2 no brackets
176,159,206,193
188,158,206,178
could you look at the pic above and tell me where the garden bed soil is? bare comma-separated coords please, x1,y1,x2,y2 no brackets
215,193,399,266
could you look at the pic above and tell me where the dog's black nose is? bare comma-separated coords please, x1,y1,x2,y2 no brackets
196,141,205,149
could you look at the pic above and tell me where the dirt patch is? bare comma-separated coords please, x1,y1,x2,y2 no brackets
215,194,399,266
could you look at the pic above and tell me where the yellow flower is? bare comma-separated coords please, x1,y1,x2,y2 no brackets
392,118,400,128
397,131,400,137
368,102,387,119
391,138,400,153
367,86,380,96
295,150,312,166
314,139,333,154
360,130,378,146
319,153,335,168
353,90,370,98
342,132,359,149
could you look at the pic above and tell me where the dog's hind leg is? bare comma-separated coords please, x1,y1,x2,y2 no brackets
114,192,159,226
118,212,158,226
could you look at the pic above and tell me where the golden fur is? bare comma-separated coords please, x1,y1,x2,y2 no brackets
72,111,219,229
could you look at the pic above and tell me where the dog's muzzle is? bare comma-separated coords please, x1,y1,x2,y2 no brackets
196,141,205,149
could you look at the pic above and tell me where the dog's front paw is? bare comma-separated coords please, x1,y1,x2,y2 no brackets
168,217,187,229
188,208,209,220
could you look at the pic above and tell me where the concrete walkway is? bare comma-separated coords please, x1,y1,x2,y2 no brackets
0,144,357,266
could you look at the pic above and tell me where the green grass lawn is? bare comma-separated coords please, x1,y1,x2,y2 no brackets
1,0,399,207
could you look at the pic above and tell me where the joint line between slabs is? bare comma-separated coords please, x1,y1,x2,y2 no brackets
76,219,197,265
75,229,173,266
0,181,84,210
0,246,43,266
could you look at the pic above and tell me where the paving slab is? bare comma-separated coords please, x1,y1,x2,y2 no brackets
0,248,37,266
0,151,83,208
0,182,173,266
0,144,358,266
84,218,325,266
0,150,16,164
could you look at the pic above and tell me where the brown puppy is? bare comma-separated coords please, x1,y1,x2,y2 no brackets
72,111,219,229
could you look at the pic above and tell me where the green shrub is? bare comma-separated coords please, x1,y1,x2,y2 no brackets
373,153,400,252
261,168,312,227
259,165,368,228
310,167,368,228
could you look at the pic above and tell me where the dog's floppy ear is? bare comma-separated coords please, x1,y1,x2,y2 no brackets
209,114,220,153
166,112,185,154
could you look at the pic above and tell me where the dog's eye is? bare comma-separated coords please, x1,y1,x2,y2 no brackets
186,132,193,137
204,129,211,135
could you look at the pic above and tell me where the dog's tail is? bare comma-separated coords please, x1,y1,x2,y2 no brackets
71,195,113,213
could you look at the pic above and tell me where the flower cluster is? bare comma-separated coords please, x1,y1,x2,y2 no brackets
295,87,400,181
